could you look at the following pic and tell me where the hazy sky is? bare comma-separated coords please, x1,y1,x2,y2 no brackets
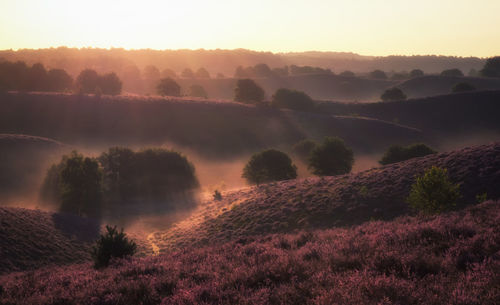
1,0,499,57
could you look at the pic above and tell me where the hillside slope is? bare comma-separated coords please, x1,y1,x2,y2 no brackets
153,142,500,250
1,201,498,304
0,207,98,274
0,93,422,158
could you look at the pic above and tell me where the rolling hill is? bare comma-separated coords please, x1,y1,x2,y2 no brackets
152,142,500,251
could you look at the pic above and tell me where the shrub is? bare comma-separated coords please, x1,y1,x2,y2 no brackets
407,166,461,215
381,87,406,102
213,189,222,201
242,149,297,185
157,77,181,97
292,139,318,162
480,56,500,78
441,68,464,77
234,79,265,104
308,137,354,176
379,143,437,165
369,70,387,79
271,88,314,111
92,225,137,268
452,82,476,93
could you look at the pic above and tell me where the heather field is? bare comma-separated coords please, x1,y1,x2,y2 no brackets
1,200,499,305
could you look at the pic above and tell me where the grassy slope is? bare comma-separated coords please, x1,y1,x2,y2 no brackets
1,200,498,304
0,92,422,158
153,142,500,250
0,207,98,274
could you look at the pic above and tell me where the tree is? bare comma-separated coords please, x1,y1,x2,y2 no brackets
53,151,103,218
99,72,122,95
480,56,500,78
234,79,265,104
369,70,387,79
409,69,424,78
46,69,73,92
381,87,407,102
441,68,464,77
76,69,100,94
339,70,355,77
452,82,476,93
216,73,225,79
188,84,208,98
253,63,273,77
181,68,195,78
157,77,181,96
92,225,136,268
195,67,210,78
242,149,297,185
143,65,161,81
271,88,314,111
292,139,318,162
308,137,354,176
161,68,177,79
379,143,437,165
407,166,461,215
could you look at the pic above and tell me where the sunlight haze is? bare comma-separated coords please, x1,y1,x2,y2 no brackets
1,0,499,57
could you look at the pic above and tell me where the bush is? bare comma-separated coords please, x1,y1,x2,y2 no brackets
271,88,314,111
308,137,354,176
441,68,464,77
407,166,461,215
452,82,476,93
234,79,265,104
242,149,297,185
381,88,406,102
292,139,318,162
379,143,437,165
480,56,500,78
369,70,387,79
92,225,137,268
157,77,181,97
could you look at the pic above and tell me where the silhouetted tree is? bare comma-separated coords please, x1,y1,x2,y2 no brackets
99,72,122,95
480,56,500,78
76,69,100,94
27,63,48,91
157,77,181,96
381,87,406,102
271,88,314,111
161,68,177,79
292,139,318,162
188,84,208,98
441,68,464,77
234,79,265,103
369,70,387,79
253,63,273,77
452,82,476,93
308,137,354,176
92,225,136,268
290,65,332,75
181,68,195,78
339,70,355,77
379,143,437,165
242,149,297,185
409,69,424,78
195,67,210,78
46,69,73,92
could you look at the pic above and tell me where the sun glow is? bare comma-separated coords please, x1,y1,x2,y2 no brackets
1,0,499,57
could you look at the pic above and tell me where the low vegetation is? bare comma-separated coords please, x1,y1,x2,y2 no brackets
407,166,461,215
379,143,437,165
92,225,137,269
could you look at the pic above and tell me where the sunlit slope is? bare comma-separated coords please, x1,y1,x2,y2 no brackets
0,93,422,158
153,142,500,250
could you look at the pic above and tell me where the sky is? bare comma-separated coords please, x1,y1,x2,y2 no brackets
0,0,499,57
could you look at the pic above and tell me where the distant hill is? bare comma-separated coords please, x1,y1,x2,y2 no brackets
0,93,422,158
153,142,500,250
1,200,498,304
317,90,500,146
397,75,500,98
0,134,66,202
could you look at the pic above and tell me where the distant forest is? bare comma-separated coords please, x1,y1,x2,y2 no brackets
0,48,484,78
